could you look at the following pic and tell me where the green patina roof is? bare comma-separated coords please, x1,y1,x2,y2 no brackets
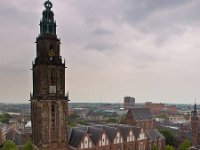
40,0,57,36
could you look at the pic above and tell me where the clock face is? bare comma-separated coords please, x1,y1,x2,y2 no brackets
48,50,55,57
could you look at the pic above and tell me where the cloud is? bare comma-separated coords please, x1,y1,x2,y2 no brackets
1,0,200,103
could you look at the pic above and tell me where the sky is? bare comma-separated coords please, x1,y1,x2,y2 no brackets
1,0,200,104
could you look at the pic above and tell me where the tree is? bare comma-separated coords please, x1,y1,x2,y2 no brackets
22,141,33,150
178,140,191,150
0,113,12,124
106,117,118,123
152,144,158,150
159,129,176,146
165,145,175,150
69,113,79,120
2,140,18,150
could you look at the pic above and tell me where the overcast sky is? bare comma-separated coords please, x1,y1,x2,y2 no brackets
1,0,200,104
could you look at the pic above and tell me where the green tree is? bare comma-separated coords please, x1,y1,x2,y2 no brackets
159,129,175,146
69,113,79,119
2,140,18,150
0,113,12,124
178,140,191,150
22,141,33,150
106,117,118,123
165,145,175,150
152,144,158,150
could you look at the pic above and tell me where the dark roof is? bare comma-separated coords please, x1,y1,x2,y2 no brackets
90,124,118,142
114,125,130,139
87,127,103,144
91,124,141,141
146,129,164,141
68,128,86,148
129,107,153,120
77,126,103,144
117,124,141,139
101,126,118,142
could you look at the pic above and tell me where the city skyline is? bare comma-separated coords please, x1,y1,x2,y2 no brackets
1,0,200,103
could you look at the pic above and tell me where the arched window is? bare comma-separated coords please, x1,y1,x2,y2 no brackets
51,104,56,130
43,25,47,33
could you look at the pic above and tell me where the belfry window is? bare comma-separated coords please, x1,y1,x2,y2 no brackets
43,25,47,33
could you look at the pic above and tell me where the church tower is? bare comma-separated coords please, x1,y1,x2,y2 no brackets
191,103,199,146
31,1,68,149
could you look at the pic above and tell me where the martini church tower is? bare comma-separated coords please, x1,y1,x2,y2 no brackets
31,1,68,149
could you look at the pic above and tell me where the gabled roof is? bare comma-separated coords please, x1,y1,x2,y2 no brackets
146,129,164,141
87,127,103,144
89,124,118,143
91,124,142,141
77,126,103,144
114,125,130,139
116,124,141,139
128,107,153,120
68,128,86,148
101,125,118,142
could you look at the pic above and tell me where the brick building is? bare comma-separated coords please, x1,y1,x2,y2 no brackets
145,102,177,115
66,107,165,150
124,108,156,130
68,124,146,150
124,108,165,149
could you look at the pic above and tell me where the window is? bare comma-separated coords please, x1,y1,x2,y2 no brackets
49,25,53,33
43,25,47,33
51,104,56,130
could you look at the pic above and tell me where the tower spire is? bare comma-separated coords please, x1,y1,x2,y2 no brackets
40,0,57,35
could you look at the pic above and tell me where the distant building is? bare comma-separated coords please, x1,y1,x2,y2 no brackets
145,102,177,114
168,115,187,124
145,102,165,114
124,96,135,110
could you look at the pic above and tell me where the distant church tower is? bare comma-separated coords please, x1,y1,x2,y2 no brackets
191,103,199,146
31,1,68,149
